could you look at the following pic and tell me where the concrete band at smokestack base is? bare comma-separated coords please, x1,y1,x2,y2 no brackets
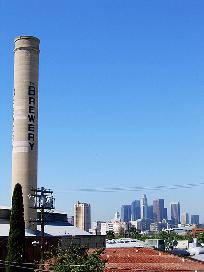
12,36,40,231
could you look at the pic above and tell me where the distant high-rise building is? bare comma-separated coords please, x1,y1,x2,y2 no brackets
171,202,180,225
191,214,199,225
147,205,154,220
121,205,131,222
74,201,91,232
140,194,148,219
114,211,120,221
163,208,168,220
153,199,165,222
131,200,140,221
181,212,189,225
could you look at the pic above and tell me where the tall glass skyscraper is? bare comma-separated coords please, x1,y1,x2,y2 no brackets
121,205,131,222
153,199,165,222
191,214,199,225
171,202,180,225
131,200,140,221
147,205,154,220
181,212,189,225
140,194,148,219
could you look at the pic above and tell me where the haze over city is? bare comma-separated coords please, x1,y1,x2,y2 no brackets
0,0,204,222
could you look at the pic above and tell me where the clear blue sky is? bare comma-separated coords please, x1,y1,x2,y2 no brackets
0,0,204,222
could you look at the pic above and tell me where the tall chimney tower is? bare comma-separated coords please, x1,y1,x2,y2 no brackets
12,36,40,230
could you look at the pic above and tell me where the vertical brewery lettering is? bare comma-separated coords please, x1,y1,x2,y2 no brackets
28,83,35,150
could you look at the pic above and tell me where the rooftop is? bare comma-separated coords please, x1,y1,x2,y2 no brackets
102,248,204,272
0,221,91,237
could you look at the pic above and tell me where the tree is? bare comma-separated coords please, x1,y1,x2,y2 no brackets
128,227,141,239
106,230,115,240
198,233,204,243
6,183,25,272
52,247,106,272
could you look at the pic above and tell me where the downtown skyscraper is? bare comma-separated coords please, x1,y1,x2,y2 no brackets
181,212,189,225
191,214,199,225
171,202,180,225
140,194,148,219
121,205,131,222
131,200,141,221
153,199,165,222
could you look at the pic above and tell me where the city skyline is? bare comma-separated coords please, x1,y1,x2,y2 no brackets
0,1,204,222
118,194,200,224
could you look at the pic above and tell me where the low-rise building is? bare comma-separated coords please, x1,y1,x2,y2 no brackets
150,222,167,232
192,228,204,237
130,219,151,231
89,221,104,235
164,226,193,235
101,221,127,236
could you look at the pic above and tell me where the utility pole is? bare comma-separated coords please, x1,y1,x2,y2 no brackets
29,187,55,261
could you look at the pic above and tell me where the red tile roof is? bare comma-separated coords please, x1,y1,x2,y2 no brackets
102,248,204,271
